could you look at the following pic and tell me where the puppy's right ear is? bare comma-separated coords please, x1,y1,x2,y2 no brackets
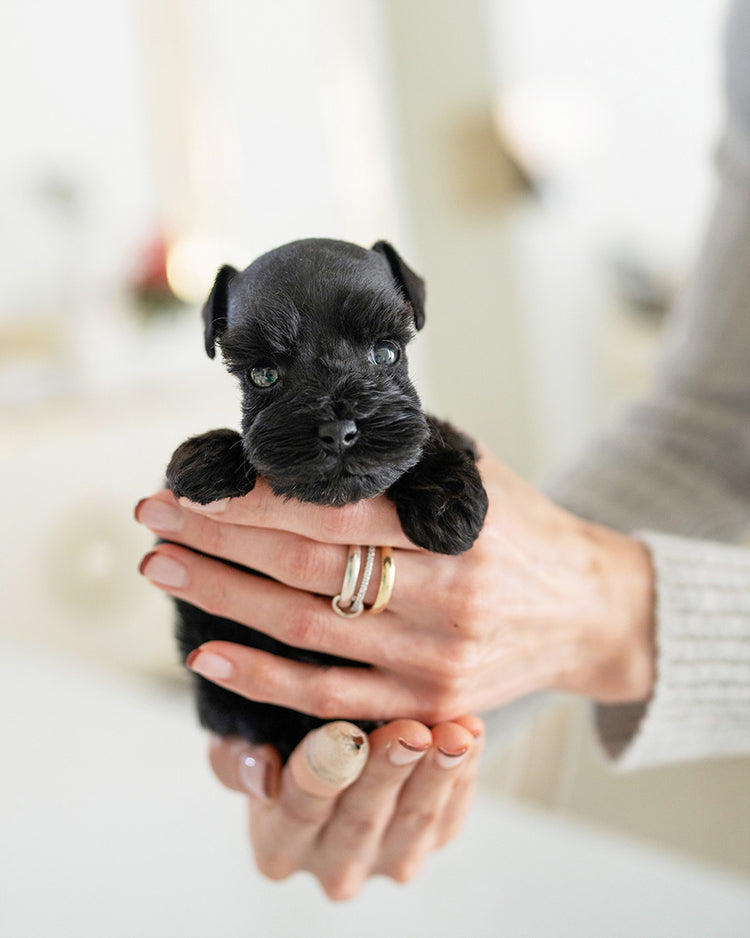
202,264,238,359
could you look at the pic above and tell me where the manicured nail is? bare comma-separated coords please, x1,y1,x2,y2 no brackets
135,498,184,533
187,650,235,681
139,552,189,588
238,750,272,800
388,737,430,767
436,746,469,769
293,721,370,795
181,497,229,514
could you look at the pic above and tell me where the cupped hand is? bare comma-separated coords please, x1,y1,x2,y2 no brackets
136,449,656,724
208,715,484,900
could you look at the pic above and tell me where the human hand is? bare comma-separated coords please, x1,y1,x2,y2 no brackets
207,715,484,900
136,448,655,723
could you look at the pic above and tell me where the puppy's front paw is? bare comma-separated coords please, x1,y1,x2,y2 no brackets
389,453,488,555
166,428,257,504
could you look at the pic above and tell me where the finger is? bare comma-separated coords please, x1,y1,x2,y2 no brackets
433,716,485,848
136,491,361,596
309,721,431,899
432,770,478,849
248,722,368,881
375,721,476,882
136,493,427,610
207,734,281,800
139,542,402,666
176,477,418,549
182,639,418,722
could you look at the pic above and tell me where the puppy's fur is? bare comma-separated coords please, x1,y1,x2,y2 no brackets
166,238,488,761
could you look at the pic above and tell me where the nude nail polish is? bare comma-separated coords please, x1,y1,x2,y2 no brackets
292,721,370,795
239,751,271,800
135,498,183,532
188,651,235,681
388,738,430,766
139,553,189,588
436,746,468,769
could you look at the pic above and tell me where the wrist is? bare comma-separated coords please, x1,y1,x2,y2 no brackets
571,521,656,704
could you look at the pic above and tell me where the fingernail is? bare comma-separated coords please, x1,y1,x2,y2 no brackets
181,497,229,514
187,650,235,681
135,498,184,532
436,746,469,769
239,751,271,800
139,552,189,588
304,722,370,789
388,738,430,767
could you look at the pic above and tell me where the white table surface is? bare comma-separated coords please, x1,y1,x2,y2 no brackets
2,644,749,938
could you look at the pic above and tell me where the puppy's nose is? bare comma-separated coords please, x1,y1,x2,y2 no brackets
318,419,359,452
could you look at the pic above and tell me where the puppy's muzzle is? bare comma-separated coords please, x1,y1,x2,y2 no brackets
318,419,359,453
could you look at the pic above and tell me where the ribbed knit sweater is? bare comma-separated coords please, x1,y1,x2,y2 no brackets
547,0,750,769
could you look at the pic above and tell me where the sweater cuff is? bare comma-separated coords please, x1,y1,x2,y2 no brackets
595,532,750,770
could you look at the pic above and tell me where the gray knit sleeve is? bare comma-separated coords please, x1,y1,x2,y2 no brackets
595,533,750,769
546,0,750,769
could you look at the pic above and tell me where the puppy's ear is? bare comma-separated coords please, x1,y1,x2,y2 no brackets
371,241,426,330
202,264,238,359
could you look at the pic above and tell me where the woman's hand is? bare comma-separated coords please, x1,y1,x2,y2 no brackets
207,715,484,900
136,448,656,724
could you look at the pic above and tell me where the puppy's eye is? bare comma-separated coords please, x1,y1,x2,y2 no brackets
369,340,400,366
249,364,280,388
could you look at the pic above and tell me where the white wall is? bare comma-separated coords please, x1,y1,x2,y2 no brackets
0,0,154,309
485,0,726,472
0,0,409,401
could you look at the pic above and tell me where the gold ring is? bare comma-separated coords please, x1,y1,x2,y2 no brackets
366,546,395,614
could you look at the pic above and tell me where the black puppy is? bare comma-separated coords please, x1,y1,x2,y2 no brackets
166,238,488,761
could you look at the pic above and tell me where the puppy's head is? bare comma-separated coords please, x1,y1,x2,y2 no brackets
202,239,430,505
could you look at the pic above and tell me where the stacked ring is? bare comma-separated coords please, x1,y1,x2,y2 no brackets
332,545,395,618
366,546,395,614
337,545,362,609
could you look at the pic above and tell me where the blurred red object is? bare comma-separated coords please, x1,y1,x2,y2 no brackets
130,233,184,317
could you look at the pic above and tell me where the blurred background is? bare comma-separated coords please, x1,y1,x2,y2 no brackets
2,0,749,934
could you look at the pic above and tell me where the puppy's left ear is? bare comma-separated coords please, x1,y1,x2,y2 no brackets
371,241,426,330
202,264,238,359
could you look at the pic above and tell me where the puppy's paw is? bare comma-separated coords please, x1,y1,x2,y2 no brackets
389,453,488,555
166,428,257,504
